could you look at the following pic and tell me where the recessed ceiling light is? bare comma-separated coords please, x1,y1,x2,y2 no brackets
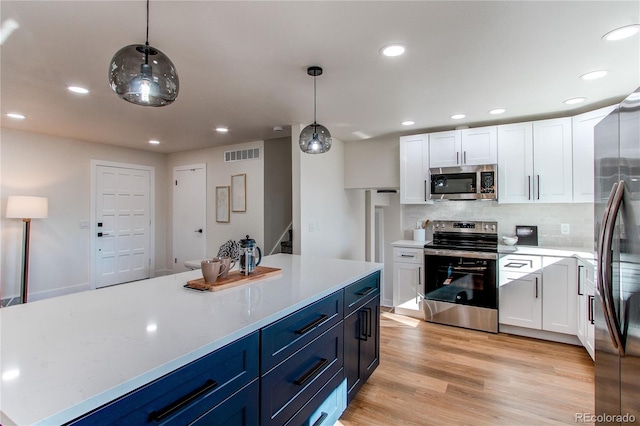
489,108,506,115
6,112,26,119
451,114,466,120
381,44,405,57
580,70,608,81
603,24,640,41
215,127,229,133
149,140,160,145
401,120,415,126
68,86,89,94
564,97,586,105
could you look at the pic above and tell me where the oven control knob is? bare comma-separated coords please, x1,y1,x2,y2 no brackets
491,225,496,231
484,224,489,230
435,223,440,229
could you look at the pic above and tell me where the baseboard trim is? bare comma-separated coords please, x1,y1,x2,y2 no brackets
499,324,581,346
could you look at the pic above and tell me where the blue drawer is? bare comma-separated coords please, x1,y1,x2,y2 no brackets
261,322,343,426
191,379,259,425
344,271,380,317
261,290,343,373
67,332,259,426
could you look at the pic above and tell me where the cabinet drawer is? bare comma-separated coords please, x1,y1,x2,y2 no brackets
499,254,541,273
191,379,259,426
261,291,343,373
392,247,423,264
261,323,344,426
68,332,259,426
344,271,380,317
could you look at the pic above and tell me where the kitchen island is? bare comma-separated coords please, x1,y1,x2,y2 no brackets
0,254,382,425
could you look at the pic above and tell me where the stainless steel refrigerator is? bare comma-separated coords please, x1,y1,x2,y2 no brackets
594,87,640,425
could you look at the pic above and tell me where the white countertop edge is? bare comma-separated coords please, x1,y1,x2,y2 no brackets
391,240,429,248
498,244,594,261
24,260,383,426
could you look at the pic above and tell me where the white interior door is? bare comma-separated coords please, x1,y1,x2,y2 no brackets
173,165,207,272
95,165,150,288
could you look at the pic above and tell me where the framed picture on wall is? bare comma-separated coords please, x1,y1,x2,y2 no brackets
216,186,230,222
231,174,246,212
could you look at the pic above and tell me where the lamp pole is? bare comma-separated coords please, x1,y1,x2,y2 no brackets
21,218,32,303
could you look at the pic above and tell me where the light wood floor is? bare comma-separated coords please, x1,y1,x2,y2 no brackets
339,311,595,426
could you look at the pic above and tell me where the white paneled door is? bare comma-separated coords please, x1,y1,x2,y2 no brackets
95,165,151,288
173,165,207,273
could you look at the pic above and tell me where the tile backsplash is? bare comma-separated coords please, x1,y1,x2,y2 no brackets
403,201,594,250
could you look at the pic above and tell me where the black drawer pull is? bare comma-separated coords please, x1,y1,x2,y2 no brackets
313,412,329,426
355,286,375,297
293,358,329,386
148,379,218,422
295,314,329,335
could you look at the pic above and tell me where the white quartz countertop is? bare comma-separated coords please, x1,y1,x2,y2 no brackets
391,240,430,248
498,244,595,262
0,254,382,426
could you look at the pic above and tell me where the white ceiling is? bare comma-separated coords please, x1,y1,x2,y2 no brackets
1,1,639,154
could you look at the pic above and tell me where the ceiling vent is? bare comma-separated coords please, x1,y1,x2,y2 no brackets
224,147,261,162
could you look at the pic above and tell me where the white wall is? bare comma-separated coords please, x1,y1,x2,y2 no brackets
0,129,168,301
292,125,365,261
166,141,265,269
344,135,400,189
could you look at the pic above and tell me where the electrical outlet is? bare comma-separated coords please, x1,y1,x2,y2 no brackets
561,223,570,235
308,221,317,232
79,220,89,229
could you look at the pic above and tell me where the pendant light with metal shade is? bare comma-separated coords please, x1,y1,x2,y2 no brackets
108,0,179,107
299,66,332,154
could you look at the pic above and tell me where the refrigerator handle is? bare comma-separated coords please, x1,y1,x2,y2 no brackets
599,180,625,355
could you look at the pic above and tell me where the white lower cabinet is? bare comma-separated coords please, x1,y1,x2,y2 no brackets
392,247,423,318
576,259,595,360
499,254,577,335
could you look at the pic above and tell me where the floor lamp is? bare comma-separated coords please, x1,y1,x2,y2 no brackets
6,196,48,304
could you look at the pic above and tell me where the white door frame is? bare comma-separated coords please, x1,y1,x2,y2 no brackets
90,160,156,290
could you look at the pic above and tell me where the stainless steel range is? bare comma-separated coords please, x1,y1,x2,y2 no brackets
423,220,498,333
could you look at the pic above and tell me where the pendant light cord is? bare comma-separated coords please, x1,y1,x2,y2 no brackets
313,74,317,128
145,0,150,46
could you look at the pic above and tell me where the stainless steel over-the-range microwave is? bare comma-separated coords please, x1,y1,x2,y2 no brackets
429,164,497,200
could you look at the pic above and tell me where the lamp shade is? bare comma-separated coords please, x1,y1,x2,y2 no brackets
299,123,332,154
6,196,48,219
109,44,179,107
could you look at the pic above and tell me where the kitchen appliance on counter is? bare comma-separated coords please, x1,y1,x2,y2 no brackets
594,88,640,423
423,220,498,333
239,235,262,275
429,164,497,201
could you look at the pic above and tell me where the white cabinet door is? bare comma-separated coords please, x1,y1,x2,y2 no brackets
572,105,617,203
542,256,577,334
400,134,429,204
461,126,497,165
497,122,534,203
429,130,461,168
577,260,596,360
499,271,542,329
533,118,573,203
392,247,424,318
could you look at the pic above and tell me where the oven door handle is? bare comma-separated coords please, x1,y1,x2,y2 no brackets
424,248,497,260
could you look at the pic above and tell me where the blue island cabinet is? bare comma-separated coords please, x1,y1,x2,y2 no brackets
66,332,260,426
65,270,381,426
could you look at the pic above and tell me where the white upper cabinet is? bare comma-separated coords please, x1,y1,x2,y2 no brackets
533,117,573,203
461,126,498,165
429,126,497,168
428,130,461,168
572,105,617,203
497,122,534,203
498,118,572,203
399,134,430,204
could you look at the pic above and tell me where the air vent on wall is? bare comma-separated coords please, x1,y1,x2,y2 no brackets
224,148,261,162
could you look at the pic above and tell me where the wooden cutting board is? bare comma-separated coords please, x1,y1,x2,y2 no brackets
184,266,282,292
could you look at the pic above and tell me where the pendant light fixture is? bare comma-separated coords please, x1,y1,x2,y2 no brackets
108,0,178,107
299,66,332,154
